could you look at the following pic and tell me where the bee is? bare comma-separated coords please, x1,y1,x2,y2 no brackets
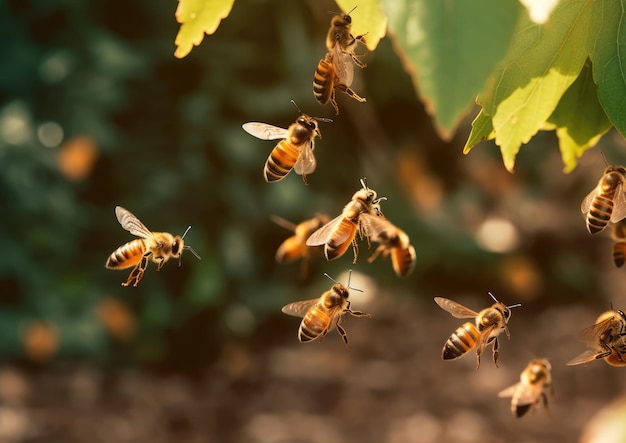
313,52,367,115
271,213,331,279
567,309,626,367
281,271,371,347
581,165,626,234
242,102,331,184
498,358,554,418
611,220,626,267
326,7,367,69
105,206,201,287
361,215,416,277
434,293,521,369
306,178,385,263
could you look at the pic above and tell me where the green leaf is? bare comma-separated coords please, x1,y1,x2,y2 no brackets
463,108,495,154
482,1,602,172
174,0,235,59
380,0,522,140
335,0,388,51
591,0,626,138
548,61,611,173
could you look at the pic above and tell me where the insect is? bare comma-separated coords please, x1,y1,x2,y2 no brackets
306,178,385,263
581,165,626,234
498,358,554,418
242,102,331,184
271,213,331,279
611,220,626,267
313,52,367,115
434,293,521,369
281,271,371,347
361,215,416,277
105,206,201,287
325,7,367,69
567,309,626,367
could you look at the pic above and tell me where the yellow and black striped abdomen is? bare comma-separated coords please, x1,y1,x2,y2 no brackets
324,219,357,261
106,239,146,269
313,58,335,105
299,306,331,342
442,322,480,360
613,242,626,267
264,140,300,182
587,195,615,234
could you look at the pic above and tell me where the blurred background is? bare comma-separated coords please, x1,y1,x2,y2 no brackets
0,0,625,442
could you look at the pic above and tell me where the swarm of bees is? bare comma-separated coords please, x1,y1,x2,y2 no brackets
101,6,626,426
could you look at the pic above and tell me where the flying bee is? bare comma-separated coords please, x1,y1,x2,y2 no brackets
434,293,521,369
326,7,367,68
106,206,201,287
242,102,331,184
360,215,416,277
306,178,385,263
567,309,626,367
611,220,626,267
271,213,331,279
281,271,371,347
498,358,554,418
581,165,626,234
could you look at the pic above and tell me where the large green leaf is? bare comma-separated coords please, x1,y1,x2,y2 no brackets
547,61,611,173
174,0,235,58
380,0,522,140
591,0,626,137
335,0,388,51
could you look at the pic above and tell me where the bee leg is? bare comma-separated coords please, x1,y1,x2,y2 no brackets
351,239,359,265
335,323,351,348
367,245,385,263
335,84,367,103
492,337,500,368
122,252,151,287
346,308,372,318
329,91,340,115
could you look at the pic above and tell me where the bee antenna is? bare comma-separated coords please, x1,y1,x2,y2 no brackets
360,177,368,190
323,272,338,284
290,100,302,115
184,245,201,261
601,151,608,167
507,303,522,309
346,5,358,15
181,225,193,240
313,116,333,123
487,291,499,303
374,196,387,205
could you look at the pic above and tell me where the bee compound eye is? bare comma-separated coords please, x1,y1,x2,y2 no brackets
172,240,180,255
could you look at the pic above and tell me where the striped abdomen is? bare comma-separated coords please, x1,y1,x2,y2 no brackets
313,57,335,105
442,322,480,360
587,194,615,234
106,239,146,269
391,246,416,277
264,140,300,182
324,218,358,261
299,306,332,342
613,242,626,267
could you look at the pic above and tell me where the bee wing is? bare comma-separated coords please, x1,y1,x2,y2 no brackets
434,297,479,319
576,315,616,345
115,206,154,239
611,183,626,222
497,382,520,399
474,323,500,357
269,214,297,232
334,45,354,86
293,142,316,176
581,187,597,214
305,214,345,246
566,349,601,366
281,298,319,318
359,213,393,241
242,122,289,141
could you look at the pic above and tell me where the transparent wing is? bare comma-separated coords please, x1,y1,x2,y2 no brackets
474,324,500,357
576,315,616,345
242,122,289,140
293,142,316,175
434,297,479,319
115,206,153,239
611,183,626,222
566,350,601,366
581,187,597,214
281,298,319,318
359,213,394,240
334,45,354,87
306,214,344,246
497,382,520,399
269,214,297,232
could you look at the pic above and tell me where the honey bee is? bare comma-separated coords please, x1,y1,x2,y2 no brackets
361,215,416,277
434,293,521,369
498,358,554,418
105,206,201,287
306,178,384,263
242,102,331,184
281,271,371,347
567,309,626,367
581,165,626,234
271,213,331,278
611,220,626,267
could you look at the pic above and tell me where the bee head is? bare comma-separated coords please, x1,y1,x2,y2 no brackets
176,226,201,266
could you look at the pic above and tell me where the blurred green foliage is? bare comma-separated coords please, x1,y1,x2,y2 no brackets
0,0,621,374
